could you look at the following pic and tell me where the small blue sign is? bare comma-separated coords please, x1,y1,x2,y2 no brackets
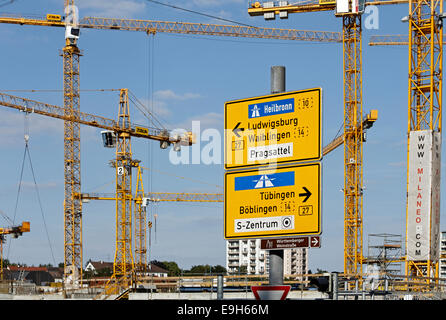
248,98,294,119
235,171,295,191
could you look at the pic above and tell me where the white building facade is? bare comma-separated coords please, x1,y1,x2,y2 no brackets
440,231,446,283
226,239,308,275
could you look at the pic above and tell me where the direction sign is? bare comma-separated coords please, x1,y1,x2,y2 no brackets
224,88,321,170
251,285,291,300
260,235,321,249
224,163,321,239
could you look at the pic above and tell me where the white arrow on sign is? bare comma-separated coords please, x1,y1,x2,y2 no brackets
310,236,320,248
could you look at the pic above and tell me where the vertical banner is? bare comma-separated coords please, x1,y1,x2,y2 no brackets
406,130,441,261
430,132,441,260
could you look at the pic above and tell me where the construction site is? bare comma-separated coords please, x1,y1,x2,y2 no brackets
0,0,445,302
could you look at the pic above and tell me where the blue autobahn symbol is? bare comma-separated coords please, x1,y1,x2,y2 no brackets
234,171,295,191
248,98,294,119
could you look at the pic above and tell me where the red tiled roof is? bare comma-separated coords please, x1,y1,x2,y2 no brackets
8,266,48,272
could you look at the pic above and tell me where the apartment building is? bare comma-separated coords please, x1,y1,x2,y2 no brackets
226,239,308,275
440,231,446,282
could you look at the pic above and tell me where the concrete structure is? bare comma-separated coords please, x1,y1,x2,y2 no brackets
226,240,308,276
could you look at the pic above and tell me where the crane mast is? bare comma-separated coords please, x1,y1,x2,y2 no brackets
406,0,442,286
104,89,136,293
62,0,83,286
342,13,364,277
134,164,146,275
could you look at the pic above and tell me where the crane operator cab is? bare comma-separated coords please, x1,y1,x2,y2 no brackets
64,4,80,43
101,130,117,148
65,26,80,42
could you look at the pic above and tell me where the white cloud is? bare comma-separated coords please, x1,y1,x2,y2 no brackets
131,89,202,124
136,98,171,119
154,89,201,101
388,161,406,167
170,112,223,131
0,109,62,146
0,109,100,146
185,0,244,7
76,0,146,18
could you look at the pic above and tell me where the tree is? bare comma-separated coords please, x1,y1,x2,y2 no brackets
188,264,212,274
316,268,328,274
151,260,182,276
96,267,112,277
211,265,227,274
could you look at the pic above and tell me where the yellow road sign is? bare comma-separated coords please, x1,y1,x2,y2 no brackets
224,163,321,239
224,88,321,170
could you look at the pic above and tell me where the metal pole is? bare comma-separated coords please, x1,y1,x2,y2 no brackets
271,66,286,94
362,281,366,300
269,66,285,286
217,275,223,300
333,272,339,300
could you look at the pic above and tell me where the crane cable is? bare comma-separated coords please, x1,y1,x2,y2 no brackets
145,0,257,28
0,0,16,9
7,111,57,266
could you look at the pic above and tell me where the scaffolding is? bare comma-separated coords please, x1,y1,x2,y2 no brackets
365,233,403,279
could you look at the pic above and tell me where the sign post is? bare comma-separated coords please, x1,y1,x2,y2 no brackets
224,66,322,299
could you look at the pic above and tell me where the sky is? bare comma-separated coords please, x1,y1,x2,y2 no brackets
0,0,443,274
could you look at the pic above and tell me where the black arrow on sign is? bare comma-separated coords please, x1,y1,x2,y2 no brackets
233,122,244,138
299,187,312,203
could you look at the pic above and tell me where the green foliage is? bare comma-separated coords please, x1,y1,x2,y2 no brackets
152,260,182,277
211,265,227,274
150,260,227,276
185,264,227,275
95,267,112,277
316,268,328,274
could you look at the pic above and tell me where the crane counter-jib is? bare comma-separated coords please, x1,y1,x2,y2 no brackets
0,92,193,145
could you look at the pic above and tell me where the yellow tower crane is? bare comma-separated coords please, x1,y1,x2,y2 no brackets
247,0,406,279
0,218,30,281
59,0,83,285
367,0,443,288
0,9,345,286
0,89,194,288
